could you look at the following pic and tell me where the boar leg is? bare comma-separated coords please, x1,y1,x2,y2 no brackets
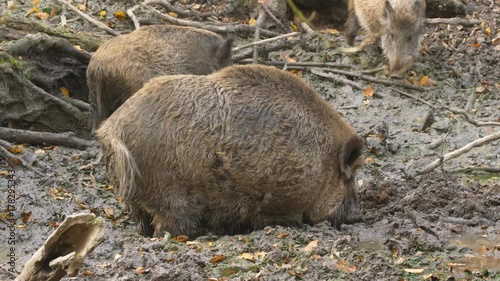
344,0,360,46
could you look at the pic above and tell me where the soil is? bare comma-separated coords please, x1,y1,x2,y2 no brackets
0,0,499,280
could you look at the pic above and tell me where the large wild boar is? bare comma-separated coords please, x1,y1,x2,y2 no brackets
344,0,426,78
87,25,232,132
97,65,364,238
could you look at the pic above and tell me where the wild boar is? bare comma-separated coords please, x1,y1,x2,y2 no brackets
97,65,364,238
87,25,232,132
344,0,426,78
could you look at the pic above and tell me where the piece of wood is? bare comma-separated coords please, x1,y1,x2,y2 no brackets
0,127,95,150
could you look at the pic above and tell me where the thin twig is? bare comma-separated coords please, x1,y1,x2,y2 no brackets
311,69,362,90
127,4,141,30
233,33,317,61
417,130,500,175
147,6,279,37
443,106,500,127
262,5,287,32
426,18,483,27
58,0,121,36
451,166,500,174
144,0,216,19
392,88,434,107
322,68,426,91
253,27,261,64
361,66,387,75
232,32,301,52
238,60,352,69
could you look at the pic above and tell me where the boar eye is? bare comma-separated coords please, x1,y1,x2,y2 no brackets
407,36,413,42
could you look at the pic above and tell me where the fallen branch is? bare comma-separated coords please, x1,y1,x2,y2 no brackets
0,127,95,150
232,32,301,52
58,0,121,36
126,4,141,30
147,6,279,37
238,60,352,69
451,166,500,174
426,18,483,26
262,4,288,32
311,69,362,90
417,130,500,175
233,33,317,61
392,89,500,126
60,96,90,112
443,106,500,127
322,68,426,91
145,0,216,19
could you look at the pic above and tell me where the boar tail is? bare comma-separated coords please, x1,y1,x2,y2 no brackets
107,137,140,200
216,36,233,66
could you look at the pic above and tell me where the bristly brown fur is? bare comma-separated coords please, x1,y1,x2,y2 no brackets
97,65,364,238
87,25,233,133
344,0,426,76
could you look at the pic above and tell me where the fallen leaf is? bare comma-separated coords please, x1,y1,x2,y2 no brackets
60,87,69,97
0,171,9,176
335,258,357,273
104,207,115,219
304,240,318,253
24,7,38,17
265,228,274,235
257,0,268,3
368,134,385,141
82,270,94,277
99,10,107,20
21,212,31,223
248,18,257,26
475,85,486,93
115,10,127,20
478,245,488,252
136,266,145,274
8,145,23,154
107,21,115,28
172,235,188,243
493,37,500,46
311,254,321,260
284,54,296,63
471,42,481,48
290,21,297,32
114,254,122,261
419,75,429,86
168,12,178,18
210,255,224,264
77,4,86,12
276,232,289,239
484,27,491,37
363,86,374,97
321,28,339,35
364,157,374,163
7,1,16,9
255,251,266,260
9,158,22,166
241,253,255,261
32,0,40,6
362,99,370,105
403,268,425,274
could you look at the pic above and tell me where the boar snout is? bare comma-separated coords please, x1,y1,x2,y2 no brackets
388,54,414,79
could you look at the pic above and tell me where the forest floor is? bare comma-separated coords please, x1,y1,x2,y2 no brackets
0,0,499,280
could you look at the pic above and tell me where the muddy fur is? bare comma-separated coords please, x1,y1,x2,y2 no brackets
344,0,426,77
87,25,233,133
97,65,364,238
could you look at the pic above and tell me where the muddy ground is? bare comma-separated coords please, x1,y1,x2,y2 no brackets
0,0,499,280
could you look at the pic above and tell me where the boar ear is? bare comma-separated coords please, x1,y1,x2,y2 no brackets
383,0,395,19
339,135,364,180
216,36,233,66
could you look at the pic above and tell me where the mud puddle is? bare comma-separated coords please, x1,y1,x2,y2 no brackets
450,234,500,271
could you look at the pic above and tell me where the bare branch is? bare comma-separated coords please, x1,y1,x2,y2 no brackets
127,4,141,30
147,6,279,37
322,68,426,91
311,69,362,90
417,130,500,175
238,60,352,69
0,127,95,150
58,0,121,36
144,0,216,19
443,106,500,127
232,32,301,52
426,18,483,26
